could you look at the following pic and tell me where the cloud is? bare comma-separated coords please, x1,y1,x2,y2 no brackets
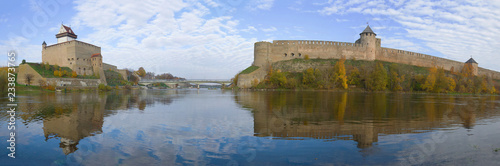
241,26,258,33
69,0,256,79
0,36,41,65
262,26,277,32
316,0,500,71
248,0,275,11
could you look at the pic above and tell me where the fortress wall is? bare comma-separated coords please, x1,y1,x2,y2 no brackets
237,67,267,88
17,64,45,86
103,63,118,72
378,47,465,72
267,40,367,63
74,41,100,75
478,68,500,80
43,41,74,67
43,41,101,75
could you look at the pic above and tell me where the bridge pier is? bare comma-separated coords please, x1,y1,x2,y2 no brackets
197,84,200,89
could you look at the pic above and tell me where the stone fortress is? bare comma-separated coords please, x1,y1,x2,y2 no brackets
18,24,128,87
42,24,123,76
238,25,500,88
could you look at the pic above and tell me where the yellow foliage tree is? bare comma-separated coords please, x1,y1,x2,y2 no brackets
54,70,60,77
72,71,77,78
332,57,347,89
423,67,437,92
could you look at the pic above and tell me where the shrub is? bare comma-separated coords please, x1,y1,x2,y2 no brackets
304,55,310,60
72,71,77,78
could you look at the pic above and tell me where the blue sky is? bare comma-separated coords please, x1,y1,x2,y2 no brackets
1,0,500,79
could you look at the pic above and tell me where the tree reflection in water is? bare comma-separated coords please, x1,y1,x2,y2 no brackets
12,90,180,155
235,91,499,148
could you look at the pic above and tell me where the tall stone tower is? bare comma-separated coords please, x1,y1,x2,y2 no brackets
254,41,272,68
357,25,377,61
56,24,77,43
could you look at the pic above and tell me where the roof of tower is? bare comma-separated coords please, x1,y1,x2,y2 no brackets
56,24,77,39
465,58,477,64
91,53,102,58
42,41,46,45
360,25,376,35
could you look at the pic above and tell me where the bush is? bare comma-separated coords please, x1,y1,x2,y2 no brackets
304,55,310,60
72,71,77,78
98,83,112,91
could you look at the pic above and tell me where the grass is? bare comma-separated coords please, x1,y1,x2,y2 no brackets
27,62,98,79
104,69,128,86
239,66,260,74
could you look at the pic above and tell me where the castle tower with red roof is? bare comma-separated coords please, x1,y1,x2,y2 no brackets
56,24,78,43
42,24,104,76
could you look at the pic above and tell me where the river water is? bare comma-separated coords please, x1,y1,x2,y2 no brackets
1,90,499,165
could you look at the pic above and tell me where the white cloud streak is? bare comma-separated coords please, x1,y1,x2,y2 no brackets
69,0,256,79
317,0,500,71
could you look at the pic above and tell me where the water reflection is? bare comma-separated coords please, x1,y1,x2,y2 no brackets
235,91,500,148
10,90,182,155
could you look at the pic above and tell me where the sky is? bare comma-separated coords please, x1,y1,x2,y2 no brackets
1,0,500,79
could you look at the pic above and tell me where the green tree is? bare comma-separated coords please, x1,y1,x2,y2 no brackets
348,67,361,86
388,64,404,91
302,68,321,88
366,62,387,91
270,70,287,88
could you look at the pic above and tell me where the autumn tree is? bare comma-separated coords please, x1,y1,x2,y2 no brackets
331,57,348,89
303,68,321,88
388,64,404,91
137,67,146,77
72,71,78,78
270,70,287,88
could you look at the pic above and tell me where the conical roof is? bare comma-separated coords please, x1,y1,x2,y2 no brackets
465,58,477,64
360,25,376,35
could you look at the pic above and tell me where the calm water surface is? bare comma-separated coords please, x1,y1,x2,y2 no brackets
1,90,500,165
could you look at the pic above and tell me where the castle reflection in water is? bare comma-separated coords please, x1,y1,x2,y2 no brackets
11,90,500,155
15,90,180,155
235,91,498,148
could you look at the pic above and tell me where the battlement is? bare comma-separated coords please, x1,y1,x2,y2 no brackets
272,40,365,47
381,47,463,63
45,40,101,49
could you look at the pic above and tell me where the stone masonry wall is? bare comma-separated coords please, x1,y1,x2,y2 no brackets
17,64,105,87
17,64,45,86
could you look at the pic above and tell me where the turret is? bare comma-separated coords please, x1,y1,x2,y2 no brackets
254,41,271,68
91,53,103,74
42,41,47,48
465,57,478,76
357,25,377,61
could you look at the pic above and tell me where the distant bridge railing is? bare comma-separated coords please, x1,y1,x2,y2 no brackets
139,79,231,84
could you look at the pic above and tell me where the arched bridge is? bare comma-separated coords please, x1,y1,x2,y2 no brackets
139,79,232,88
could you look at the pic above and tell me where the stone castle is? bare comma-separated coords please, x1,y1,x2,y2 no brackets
238,25,500,88
17,24,128,87
42,24,120,76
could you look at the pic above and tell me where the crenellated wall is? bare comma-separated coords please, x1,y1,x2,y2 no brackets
240,30,500,88
254,40,368,69
378,47,466,73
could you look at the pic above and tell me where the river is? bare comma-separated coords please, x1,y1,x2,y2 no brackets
1,90,499,165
